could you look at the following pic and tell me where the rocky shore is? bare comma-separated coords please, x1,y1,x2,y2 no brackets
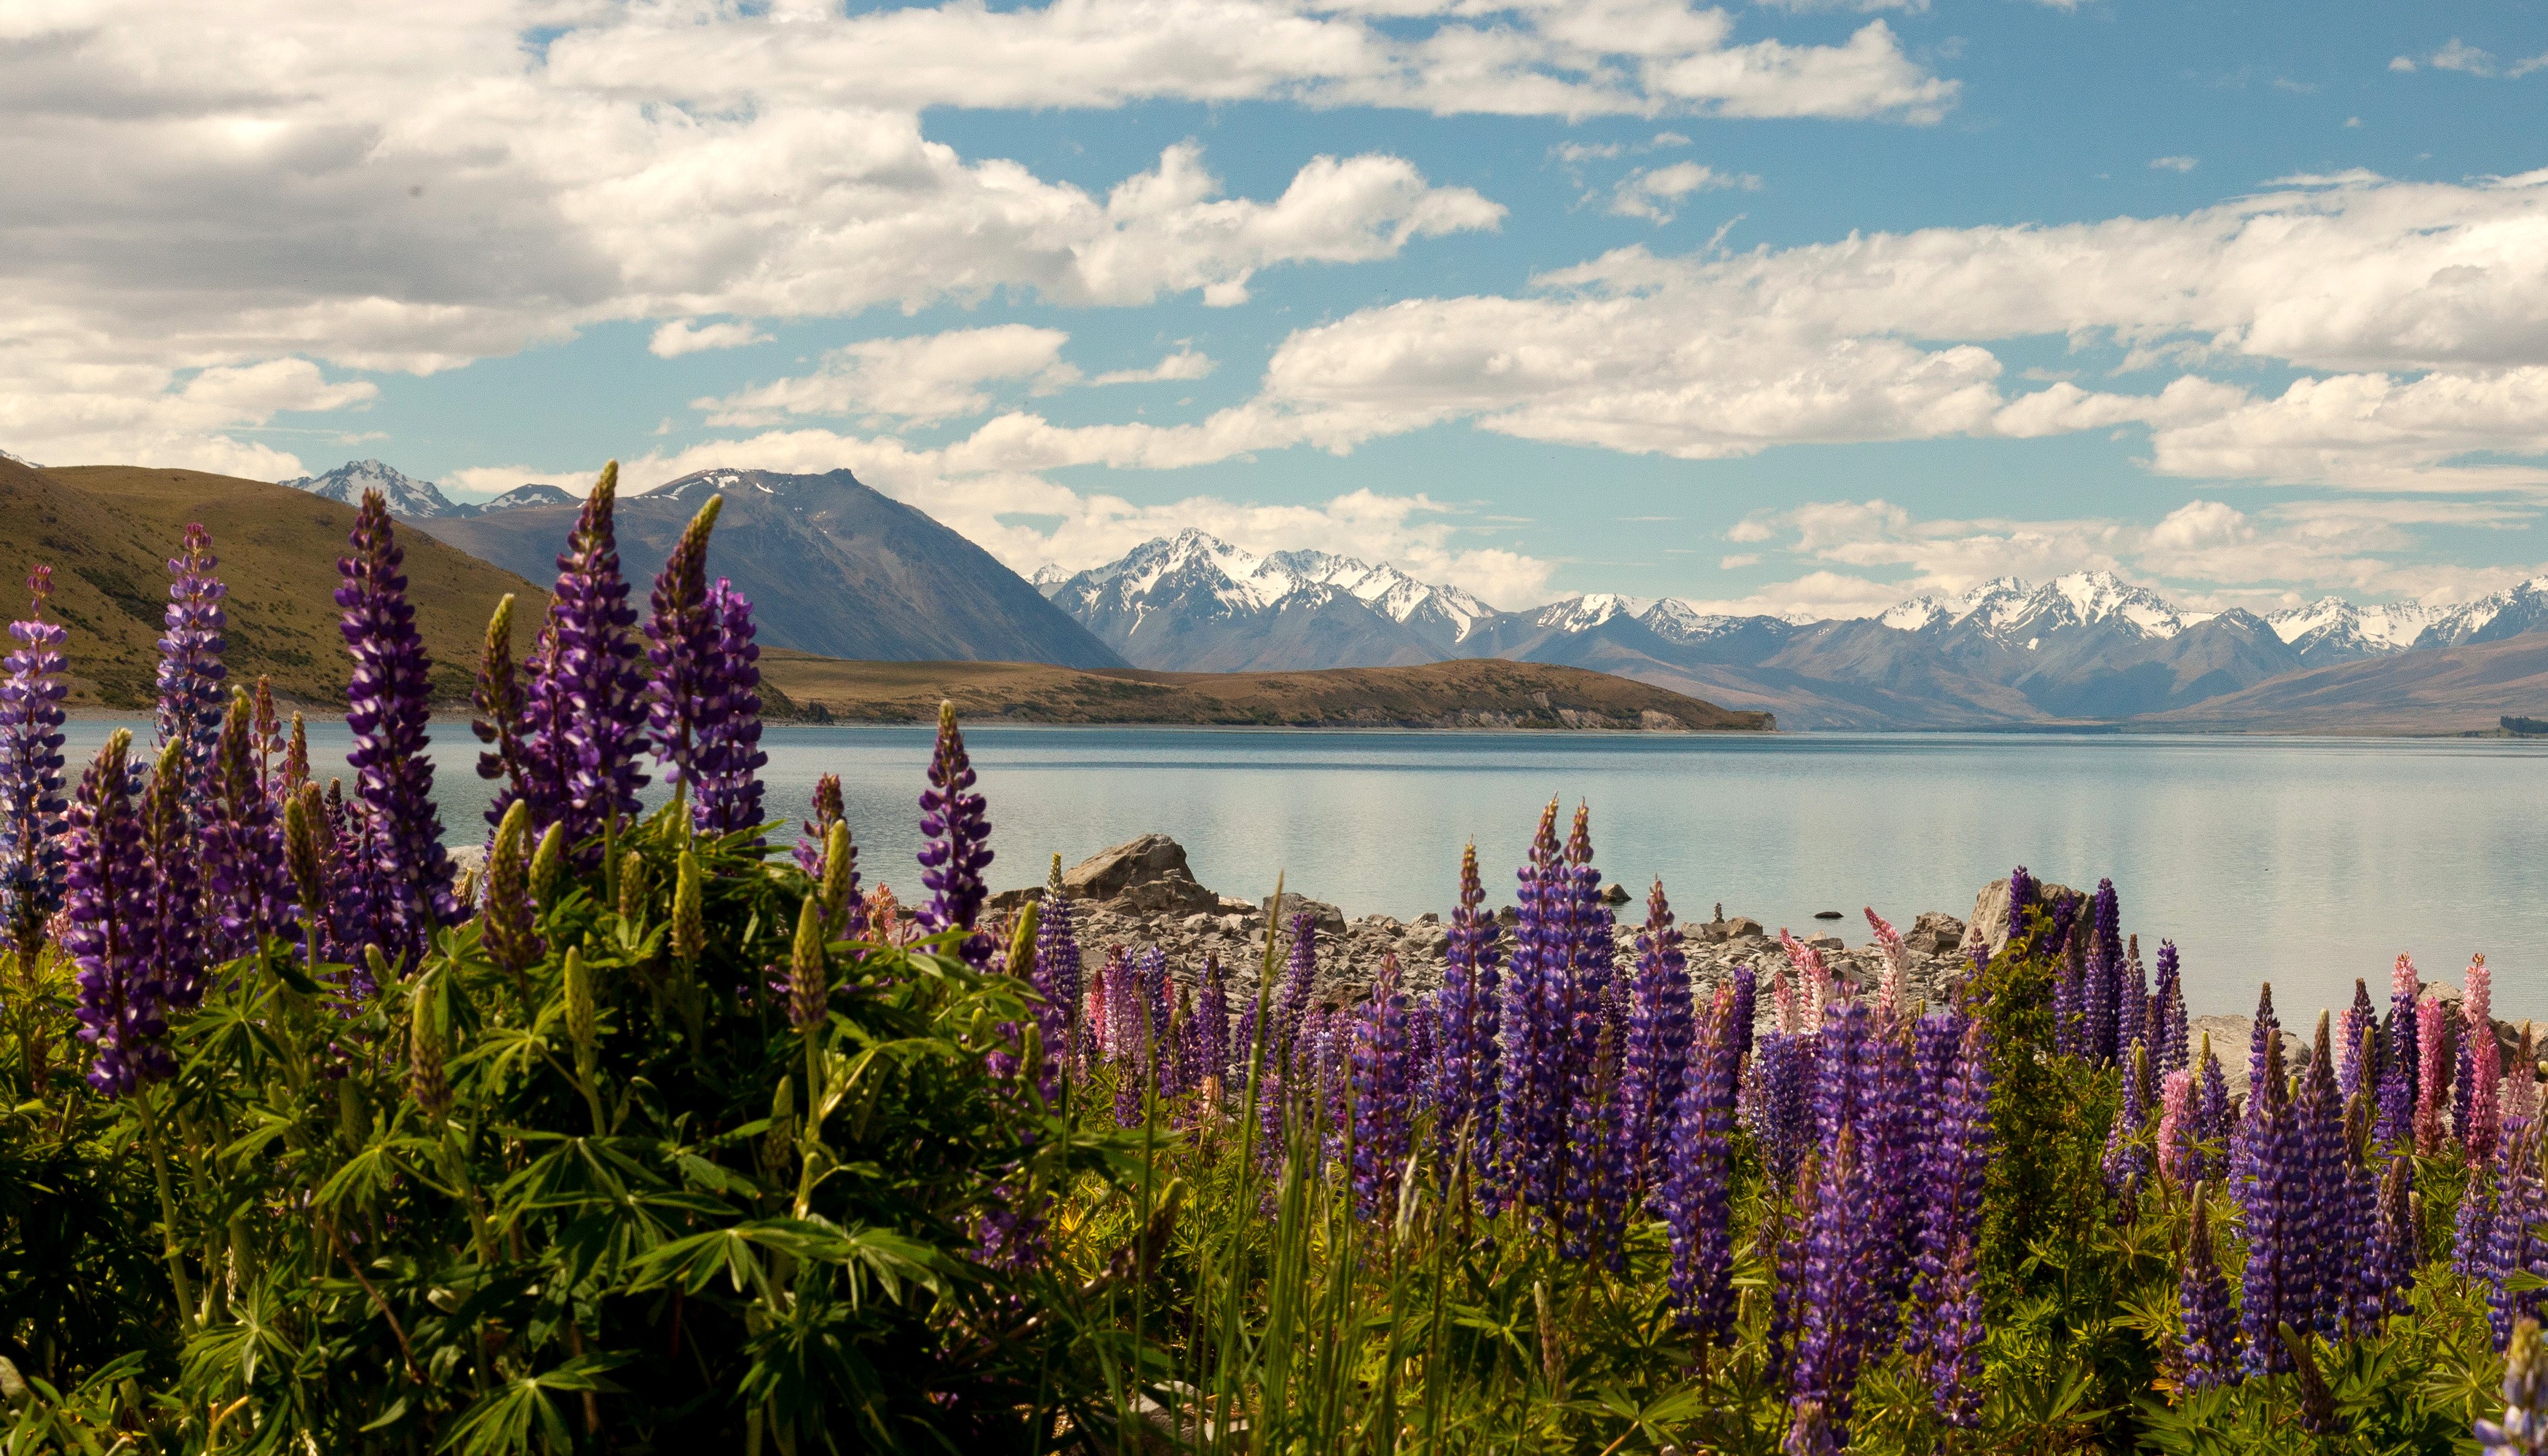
986,833,1987,1023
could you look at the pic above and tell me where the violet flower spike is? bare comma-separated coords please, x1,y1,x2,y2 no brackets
524,462,649,864
914,700,993,968
2478,1318,2548,1455
470,593,538,834
2179,1187,2239,1390
336,489,459,972
1495,797,1570,1221
1433,840,1503,1196
1663,983,1741,1342
2381,953,2421,1146
691,579,767,836
644,502,767,836
2152,940,2190,1074
1617,879,1693,1204
0,568,71,969
1032,855,1082,1069
202,689,294,962
798,772,844,878
140,739,207,1010
66,731,170,1095
153,522,227,786
1350,954,1417,1219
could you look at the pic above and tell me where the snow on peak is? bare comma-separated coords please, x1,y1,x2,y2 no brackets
278,459,457,518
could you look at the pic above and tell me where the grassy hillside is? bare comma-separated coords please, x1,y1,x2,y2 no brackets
756,653,1776,730
7,461,543,708
2129,631,2548,734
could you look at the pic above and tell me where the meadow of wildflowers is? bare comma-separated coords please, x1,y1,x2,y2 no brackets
0,463,2541,1453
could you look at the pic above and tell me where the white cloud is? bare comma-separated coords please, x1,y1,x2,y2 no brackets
442,464,605,501
2149,155,2199,173
2394,41,2548,79
1091,350,1216,386
696,327,1079,427
1607,161,1760,222
649,320,774,357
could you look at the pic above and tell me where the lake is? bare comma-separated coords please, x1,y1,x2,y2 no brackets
57,719,2548,1024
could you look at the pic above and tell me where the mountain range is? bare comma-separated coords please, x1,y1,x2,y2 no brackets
413,467,1120,668
1037,529,2548,730
279,459,577,520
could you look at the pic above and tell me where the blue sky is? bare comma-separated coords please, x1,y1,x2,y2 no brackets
7,0,2548,617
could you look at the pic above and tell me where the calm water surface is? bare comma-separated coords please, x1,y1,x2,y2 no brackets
62,721,2548,1022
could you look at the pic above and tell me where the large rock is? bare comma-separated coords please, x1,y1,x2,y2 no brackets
1968,877,2081,956
1907,911,1968,957
1061,834,1219,915
1262,891,1348,936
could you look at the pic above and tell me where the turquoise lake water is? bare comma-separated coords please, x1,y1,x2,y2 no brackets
59,721,2548,1023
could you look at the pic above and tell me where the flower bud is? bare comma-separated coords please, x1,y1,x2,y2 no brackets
284,781,328,931
1005,898,1040,982
483,799,539,976
671,848,705,966
529,821,566,911
563,945,596,1059
618,850,648,922
409,982,451,1120
788,895,827,1033
284,711,310,791
365,944,393,996
764,1075,796,1174
818,821,853,935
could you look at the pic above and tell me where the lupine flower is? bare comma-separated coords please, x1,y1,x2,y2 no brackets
1864,906,1910,1017
2295,1011,2349,1336
1497,798,1572,1219
2419,996,2457,1156
1133,944,1171,1053
1032,855,1081,1067
1780,929,1835,1034
2234,1028,2302,1374
1909,1013,1990,1425
644,496,725,794
2512,1025,2541,1127
1787,1125,1877,1452
2381,953,2422,1146
2479,1318,2548,1455
1,569,71,968
2006,866,2035,934
798,774,844,878
481,801,541,978
2157,1067,2196,1188
525,464,649,865
1617,880,1693,1203
2355,1152,2418,1333
2179,1186,2239,1390
1350,954,1417,1219
2151,940,2189,1074
66,732,168,1095
1434,841,1503,1192
202,689,293,962
2248,981,2282,1105
914,703,994,969
1558,804,1616,1171
281,711,310,796
1730,965,1757,1061
408,983,452,1121
2461,1163,2498,1280
788,894,828,1034
154,523,228,786
692,579,767,836
138,739,207,1011
2083,942,2116,1067
2476,1014,2507,1167
1746,1030,1817,1190
282,782,330,964
2119,934,2150,1064
1765,1146,1819,1386
2493,1118,2548,1349
1273,909,1321,1068
1771,965,1801,1035
2338,978,2374,1102
2052,935,2081,1058
2191,1033,2234,1179
336,491,457,971
1562,1011,1627,1265
1663,983,1741,1342
470,593,536,834
2103,1041,2155,1200
1195,953,1230,1093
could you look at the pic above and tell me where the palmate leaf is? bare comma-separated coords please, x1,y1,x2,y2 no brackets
438,1353,630,1456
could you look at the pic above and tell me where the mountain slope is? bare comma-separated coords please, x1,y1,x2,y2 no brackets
419,467,1120,668
15,462,543,706
278,459,465,518
2132,633,2548,733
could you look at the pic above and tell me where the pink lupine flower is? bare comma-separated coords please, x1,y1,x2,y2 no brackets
2157,1067,2195,1188
1781,928,1835,1032
1864,907,1909,1018
2417,996,2453,1156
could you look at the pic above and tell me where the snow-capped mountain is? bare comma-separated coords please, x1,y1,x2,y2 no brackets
1039,529,1495,670
2264,597,2441,665
1881,571,2207,646
277,460,577,521
277,459,462,518
2410,576,2548,649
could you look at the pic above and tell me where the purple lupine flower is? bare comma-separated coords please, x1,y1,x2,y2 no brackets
336,491,458,973
1746,1029,1816,1191
1133,943,1171,1053
2119,934,2150,1064
1273,909,1321,1069
154,523,228,787
203,689,293,961
1561,1010,1626,1265
66,732,169,1095
1909,1013,1991,1425
1195,953,1230,1089
2234,1028,2303,1374
1350,954,1417,1218
1663,983,1741,1342
2418,996,2456,1157
2151,940,2189,1075
1730,965,1757,1061
1859,1014,1922,1346
324,783,390,986
1787,1125,1878,1452
1561,804,1616,1098
1434,841,1503,1194
2338,977,2375,1103
1,569,71,968
2381,953,2421,1146
1497,798,1572,1222
2493,1119,2548,1349
2356,1152,2418,1334
797,773,844,878
524,465,649,866
1765,1146,1818,1387
2006,866,2035,933
2192,1034,2235,1182
643,496,724,799
1032,858,1082,1069
914,701,993,969
692,579,767,836
2052,936,2081,1058
2294,1012,2348,1336
2247,982,2282,1108
2083,940,2117,1067
1617,879,1693,1205
138,740,206,1011
2179,1187,2239,1390
2103,1041,2154,1200
2461,1158,2500,1281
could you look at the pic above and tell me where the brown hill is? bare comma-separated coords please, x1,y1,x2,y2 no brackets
755,654,1774,730
7,460,543,708
2129,632,2548,734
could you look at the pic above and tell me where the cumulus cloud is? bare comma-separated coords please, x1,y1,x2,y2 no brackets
1091,350,1217,386
2149,155,2199,173
649,320,774,357
697,327,1080,427
1607,161,1759,221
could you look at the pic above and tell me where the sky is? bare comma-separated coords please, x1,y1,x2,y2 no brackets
7,0,2548,620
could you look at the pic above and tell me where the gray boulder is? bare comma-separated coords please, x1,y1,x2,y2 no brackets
1969,877,2081,956
1063,834,1218,915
